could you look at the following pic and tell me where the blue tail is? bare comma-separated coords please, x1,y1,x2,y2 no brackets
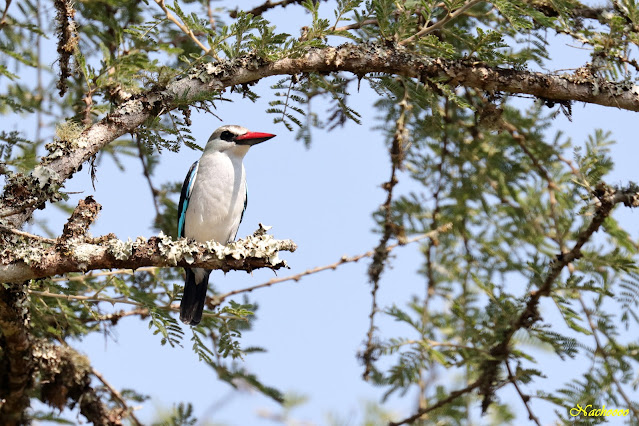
180,268,211,325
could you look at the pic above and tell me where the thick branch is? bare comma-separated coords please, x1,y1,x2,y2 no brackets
0,225,296,283
4,43,639,228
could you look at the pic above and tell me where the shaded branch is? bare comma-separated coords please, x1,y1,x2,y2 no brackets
0,284,33,425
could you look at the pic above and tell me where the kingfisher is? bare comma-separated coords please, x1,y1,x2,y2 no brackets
177,125,276,325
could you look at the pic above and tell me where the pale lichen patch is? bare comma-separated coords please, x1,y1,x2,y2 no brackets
33,166,61,189
158,231,202,266
73,244,95,268
55,121,84,144
107,238,134,261
119,99,145,115
13,244,44,266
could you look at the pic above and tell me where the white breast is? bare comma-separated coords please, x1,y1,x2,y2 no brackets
184,151,246,243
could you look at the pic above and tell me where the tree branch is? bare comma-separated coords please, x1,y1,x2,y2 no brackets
389,380,482,425
91,367,142,426
153,0,209,53
28,291,241,321
0,0,12,28
229,0,327,18
363,81,411,381
477,183,639,411
4,43,639,229
36,341,124,425
506,361,541,426
400,0,483,45
0,224,296,282
577,295,639,420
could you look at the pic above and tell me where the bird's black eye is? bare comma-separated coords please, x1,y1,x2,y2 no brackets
220,130,234,141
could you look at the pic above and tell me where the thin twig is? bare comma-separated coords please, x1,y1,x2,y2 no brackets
206,0,216,31
35,0,43,143
212,224,453,305
229,0,321,18
82,308,150,324
400,0,482,45
416,99,451,407
0,225,56,244
153,0,209,53
394,338,490,354
27,290,237,321
92,367,143,426
501,120,554,185
558,155,581,177
501,118,572,268
50,267,159,283
333,18,378,32
506,361,542,425
389,380,482,425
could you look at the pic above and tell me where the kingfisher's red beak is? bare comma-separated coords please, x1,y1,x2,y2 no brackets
235,131,276,146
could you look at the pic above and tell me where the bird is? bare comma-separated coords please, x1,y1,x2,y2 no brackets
177,125,276,325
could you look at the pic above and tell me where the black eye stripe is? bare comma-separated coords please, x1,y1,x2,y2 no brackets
220,130,235,141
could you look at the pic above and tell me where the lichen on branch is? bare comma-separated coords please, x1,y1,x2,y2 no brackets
0,223,296,283
3,43,639,230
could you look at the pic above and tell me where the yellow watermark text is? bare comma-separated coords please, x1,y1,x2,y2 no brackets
570,404,629,417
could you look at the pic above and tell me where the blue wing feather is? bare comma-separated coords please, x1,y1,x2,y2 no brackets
177,161,199,238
